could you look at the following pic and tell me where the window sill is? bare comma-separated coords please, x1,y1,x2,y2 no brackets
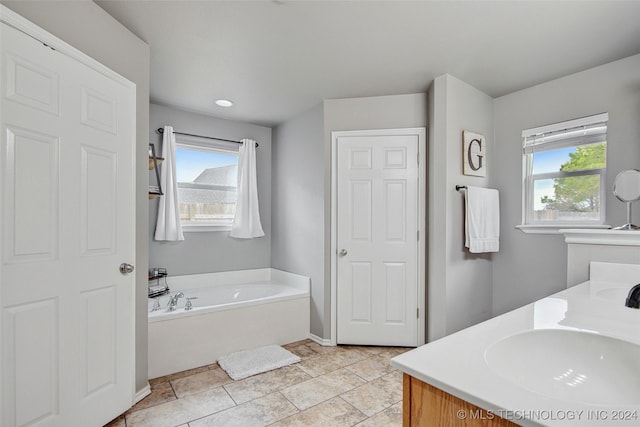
516,224,611,235
181,223,231,233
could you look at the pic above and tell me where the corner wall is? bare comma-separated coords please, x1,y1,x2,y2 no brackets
271,104,325,338
2,0,152,394
428,74,494,340
149,103,272,275
492,54,640,316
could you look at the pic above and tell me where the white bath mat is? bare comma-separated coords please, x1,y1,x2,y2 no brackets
218,345,301,380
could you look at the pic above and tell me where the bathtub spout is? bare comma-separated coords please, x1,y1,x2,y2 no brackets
167,292,184,311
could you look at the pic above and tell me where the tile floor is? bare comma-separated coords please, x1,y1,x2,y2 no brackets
105,340,410,427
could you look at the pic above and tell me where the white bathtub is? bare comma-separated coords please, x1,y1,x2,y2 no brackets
147,268,310,379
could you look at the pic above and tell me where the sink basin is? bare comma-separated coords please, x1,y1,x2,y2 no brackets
485,329,640,405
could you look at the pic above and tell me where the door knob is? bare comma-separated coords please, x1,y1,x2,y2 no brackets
119,263,135,275
339,249,348,257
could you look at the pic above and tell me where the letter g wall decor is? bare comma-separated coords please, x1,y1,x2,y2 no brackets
462,130,486,177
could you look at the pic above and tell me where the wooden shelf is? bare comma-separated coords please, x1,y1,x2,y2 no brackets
148,156,164,170
149,144,163,199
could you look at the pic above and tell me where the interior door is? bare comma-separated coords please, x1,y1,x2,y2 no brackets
1,18,136,427
336,130,421,346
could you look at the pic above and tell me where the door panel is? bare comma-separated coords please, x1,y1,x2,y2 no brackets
350,262,373,323
1,19,135,427
336,132,420,346
5,299,59,426
4,127,59,262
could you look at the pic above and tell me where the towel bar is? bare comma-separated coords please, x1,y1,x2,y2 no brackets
456,185,467,191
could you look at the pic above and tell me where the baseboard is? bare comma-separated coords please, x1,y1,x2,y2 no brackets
134,383,151,404
309,333,333,346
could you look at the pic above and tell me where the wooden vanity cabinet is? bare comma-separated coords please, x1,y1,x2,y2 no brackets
403,374,518,426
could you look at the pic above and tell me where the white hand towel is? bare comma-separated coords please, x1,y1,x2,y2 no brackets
464,186,500,253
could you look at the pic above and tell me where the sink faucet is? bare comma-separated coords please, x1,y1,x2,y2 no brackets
167,292,184,311
625,284,640,308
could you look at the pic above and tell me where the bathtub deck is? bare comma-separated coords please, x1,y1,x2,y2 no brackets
107,341,411,427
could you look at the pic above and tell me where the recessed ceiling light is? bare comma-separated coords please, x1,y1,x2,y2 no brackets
215,99,234,108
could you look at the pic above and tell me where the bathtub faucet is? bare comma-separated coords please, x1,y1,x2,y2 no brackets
167,292,184,311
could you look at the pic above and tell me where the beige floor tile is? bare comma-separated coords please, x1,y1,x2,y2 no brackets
129,346,404,427
224,365,311,404
149,376,169,390
281,368,366,411
340,371,403,417
353,402,402,427
283,339,313,349
376,347,412,358
104,414,125,427
340,345,385,356
287,343,320,359
125,386,235,427
344,353,395,382
190,392,298,427
304,341,343,354
163,365,210,383
297,347,368,377
171,366,233,398
127,381,177,413
271,396,367,427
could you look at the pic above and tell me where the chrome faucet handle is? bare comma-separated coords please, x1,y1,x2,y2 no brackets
166,292,185,311
151,298,161,312
184,297,193,311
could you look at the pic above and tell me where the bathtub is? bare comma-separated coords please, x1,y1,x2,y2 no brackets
147,268,310,379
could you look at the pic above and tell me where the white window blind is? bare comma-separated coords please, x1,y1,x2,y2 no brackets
523,113,608,154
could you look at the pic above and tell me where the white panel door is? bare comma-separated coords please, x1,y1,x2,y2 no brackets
336,131,420,346
1,19,135,427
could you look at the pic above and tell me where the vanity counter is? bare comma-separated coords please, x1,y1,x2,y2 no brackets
392,262,640,426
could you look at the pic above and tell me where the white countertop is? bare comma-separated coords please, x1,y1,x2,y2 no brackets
561,229,640,246
391,263,640,426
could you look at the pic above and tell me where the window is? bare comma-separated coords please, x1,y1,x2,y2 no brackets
175,141,239,231
521,113,608,231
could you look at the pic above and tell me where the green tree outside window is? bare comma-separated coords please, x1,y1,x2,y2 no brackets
540,142,606,212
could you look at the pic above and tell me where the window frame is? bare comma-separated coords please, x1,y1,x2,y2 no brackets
519,113,610,234
174,137,239,233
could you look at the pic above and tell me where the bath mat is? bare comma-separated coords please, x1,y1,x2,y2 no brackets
218,345,301,380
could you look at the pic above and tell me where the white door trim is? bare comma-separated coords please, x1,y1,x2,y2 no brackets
330,128,426,347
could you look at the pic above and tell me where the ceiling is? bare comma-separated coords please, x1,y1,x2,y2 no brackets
97,1,640,127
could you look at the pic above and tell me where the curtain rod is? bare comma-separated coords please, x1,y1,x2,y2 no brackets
157,127,259,147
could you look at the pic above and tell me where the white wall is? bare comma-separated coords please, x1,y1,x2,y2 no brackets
271,104,325,337
428,74,494,340
149,103,272,275
492,54,640,316
2,0,151,393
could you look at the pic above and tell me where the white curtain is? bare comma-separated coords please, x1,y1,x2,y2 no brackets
230,139,264,239
154,125,184,241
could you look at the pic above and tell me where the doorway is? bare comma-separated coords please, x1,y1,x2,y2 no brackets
331,128,426,347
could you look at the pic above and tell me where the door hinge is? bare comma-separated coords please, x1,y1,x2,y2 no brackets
417,308,420,318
